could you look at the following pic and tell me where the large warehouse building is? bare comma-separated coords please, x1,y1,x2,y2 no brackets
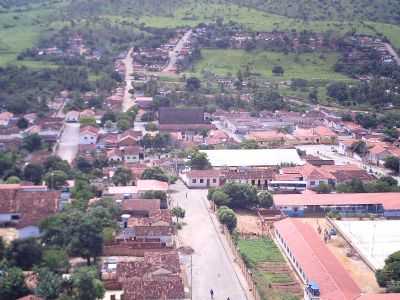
200,149,304,167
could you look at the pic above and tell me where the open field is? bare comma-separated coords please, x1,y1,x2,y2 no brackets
238,238,302,300
188,49,350,81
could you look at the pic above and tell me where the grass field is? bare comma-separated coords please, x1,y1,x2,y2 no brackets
238,238,300,300
188,49,350,81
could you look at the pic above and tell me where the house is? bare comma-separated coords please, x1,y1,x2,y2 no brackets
102,251,185,300
280,163,336,189
65,110,80,123
223,168,277,188
0,184,60,238
292,126,337,145
158,107,213,140
79,109,96,119
107,148,123,163
135,96,153,109
274,218,361,300
273,192,400,217
0,111,14,127
181,169,222,188
118,130,142,147
247,130,294,147
79,125,99,145
338,138,359,157
122,146,144,163
121,199,161,216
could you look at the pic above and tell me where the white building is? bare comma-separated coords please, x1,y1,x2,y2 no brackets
181,169,221,188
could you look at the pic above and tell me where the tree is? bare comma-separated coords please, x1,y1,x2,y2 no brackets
140,112,155,122
76,156,93,173
42,248,70,273
185,77,201,91
0,237,4,260
222,182,258,209
315,182,333,194
5,176,21,184
16,117,29,129
35,268,64,300
384,156,400,174
383,127,399,142
327,82,348,102
101,111,117,124
22,133,42,152
171,207,185,224
80,117,97,127
68,220,103,266
189,151,211,170
112,167,132,186
217,206,237,232
272,65,284,76
308,89,318,103
44,156,71,175
145,122,158,131
376,250,400,292
211,189,230,207
258,191,273,208
240,139,259,149
23,163,44,185
6,238,43,270
350,141,369,157
44,170,68,190
71,266,105,300
141,166,169,182
0,266,29,299
117,118,130,131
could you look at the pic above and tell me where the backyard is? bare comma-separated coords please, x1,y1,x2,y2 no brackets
237,237,302,300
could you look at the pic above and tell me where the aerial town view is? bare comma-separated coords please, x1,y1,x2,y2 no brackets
1,0,400,299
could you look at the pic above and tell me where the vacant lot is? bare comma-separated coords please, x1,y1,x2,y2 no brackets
189,49,350,81
238,238,302,300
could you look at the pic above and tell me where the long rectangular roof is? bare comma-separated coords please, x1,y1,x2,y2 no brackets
274,193,400,210
274,218,361,300
201,149,304,167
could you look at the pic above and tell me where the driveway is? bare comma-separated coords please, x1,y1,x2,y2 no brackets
57,122,80,163
170,181,250,300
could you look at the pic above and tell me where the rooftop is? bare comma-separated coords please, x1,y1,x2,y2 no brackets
201,149,304,167
274,193,400,210
275,218,361,300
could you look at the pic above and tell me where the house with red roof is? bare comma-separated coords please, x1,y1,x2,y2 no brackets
181,169,222,188
79,125,99,145
0,184,60,239
274,218,362,300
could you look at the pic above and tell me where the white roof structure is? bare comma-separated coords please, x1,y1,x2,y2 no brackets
201,149,304,167
334,220,400,270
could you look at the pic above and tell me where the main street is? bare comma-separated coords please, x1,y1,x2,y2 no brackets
170,181,250,300
122,48,135,112
163,29,192,73
56,122,80,164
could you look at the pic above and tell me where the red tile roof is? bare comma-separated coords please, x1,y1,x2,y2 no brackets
274,193,400,210
357,294,400,300
185,169,221,178
274,218,361,300
122,199,161,212
0,185,59,228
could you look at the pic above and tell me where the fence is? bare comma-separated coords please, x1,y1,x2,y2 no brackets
221,224,262,300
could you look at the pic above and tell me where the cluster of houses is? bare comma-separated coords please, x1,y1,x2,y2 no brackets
36,33,101,60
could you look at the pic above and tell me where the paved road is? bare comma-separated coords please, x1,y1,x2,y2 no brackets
296,144,400,184
384,43,400,66
163,30,192,73
170,181,250,300
122,48,135,112
57,123,80,163
213,120,244,143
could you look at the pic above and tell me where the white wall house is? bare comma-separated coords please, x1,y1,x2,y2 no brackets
79,126,98,145
181,169,221,188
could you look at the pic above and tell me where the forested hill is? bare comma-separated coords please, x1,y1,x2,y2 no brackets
2,0,400,25
229,0,400,24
